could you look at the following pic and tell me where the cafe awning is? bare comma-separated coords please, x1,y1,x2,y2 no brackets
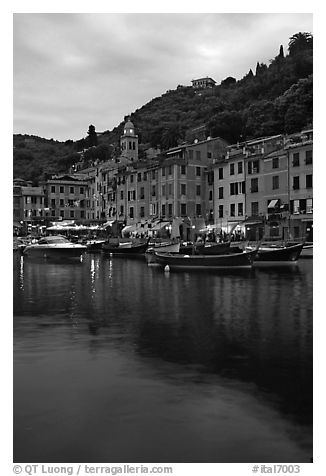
268,199,279,209
151,221,170,231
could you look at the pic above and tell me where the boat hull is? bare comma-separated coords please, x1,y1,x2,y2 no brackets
154,250,257,270
146,242,180,264
248,243,304,267
102,242,149,255
23,245,86,260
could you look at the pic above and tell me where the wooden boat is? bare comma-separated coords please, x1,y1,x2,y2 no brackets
179,241,232,255
22,235,86,260
145,242,180,264
246,242,304,267
102,239,150,255
154,249,257,270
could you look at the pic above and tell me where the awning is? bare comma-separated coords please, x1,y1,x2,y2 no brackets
101,220,115,229
151,221,170,231
268,199,279,209
13,221,23,228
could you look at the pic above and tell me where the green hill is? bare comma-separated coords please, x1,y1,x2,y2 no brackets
13,32,313,184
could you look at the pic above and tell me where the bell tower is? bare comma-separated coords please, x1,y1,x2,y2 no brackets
120,117,138,162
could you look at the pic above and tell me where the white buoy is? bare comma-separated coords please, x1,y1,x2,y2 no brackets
164,265,170,272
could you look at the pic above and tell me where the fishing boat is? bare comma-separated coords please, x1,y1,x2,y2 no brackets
102,238,150,255
179,241,232,255
22,235,86,260
246,242,304,267
145,241,180,264
154,248,257,270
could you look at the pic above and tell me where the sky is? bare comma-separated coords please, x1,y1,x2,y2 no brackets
13,12,313,142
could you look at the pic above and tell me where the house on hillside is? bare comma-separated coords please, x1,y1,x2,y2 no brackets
191,77,216,89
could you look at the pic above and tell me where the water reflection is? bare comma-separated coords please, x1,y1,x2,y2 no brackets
13,254,312,462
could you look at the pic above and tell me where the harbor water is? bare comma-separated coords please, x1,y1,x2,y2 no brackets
13,253,313,463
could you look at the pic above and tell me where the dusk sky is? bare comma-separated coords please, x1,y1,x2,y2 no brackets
13,12,313,142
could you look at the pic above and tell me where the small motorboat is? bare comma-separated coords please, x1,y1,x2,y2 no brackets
102,238,150,255
85,239,107,252
154,248,257,270
23,235,86,260
145,241,181,264
246,242,304,267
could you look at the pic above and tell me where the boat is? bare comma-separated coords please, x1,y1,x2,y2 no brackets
179,241,232,255
145,241,180,264
102,238,150,255
246,242,304,267
22,235,86,260
85,239,107,252
154,249,257,270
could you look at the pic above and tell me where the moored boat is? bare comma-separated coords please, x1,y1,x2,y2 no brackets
102,239,150,255
246,242,304,267
154,249,257,270
23,235,86,260
85,239,107,252
145,242,180,264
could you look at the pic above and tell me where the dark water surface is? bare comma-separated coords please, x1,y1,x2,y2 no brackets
13,253,313,463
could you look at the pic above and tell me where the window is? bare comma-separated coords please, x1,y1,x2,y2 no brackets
219,168,223,180
196,185,201,196
272,176,279,190
230,204,235,217
70,186,74,194
207,171,214,185
251,178,258,193
51,199,56,207
196,151,201,160
292,153,300,167
129,207,134,218
209,190,213,201
162,185,166,197
168,165,172,176
59,210,64,218
196,167,201,176
162,204,166,217
248,160,259,174
306,174,312,188
293,199,300,214
305,150,312,165
207,151,212,159
120,190,124,200
196,204,201,216
140,206,145,218
218,187,223,199
162,167,166,177
188,150,193,160
80,211,85,218
238,162,243,174
307,198,313,213
143,172,147,181
120,205,124,215
181,165,186,175
152,185,156,196
168,184,173,196
181,203,187,216
140,187,145,199
272,157,279,169
152,170,156,180
60,199,64,207
51,186,56,193
130,175,134,183
137,173,141,182
168,204,173,217
293,176,300,190
70,210,75,218
218,205,223,218
230,183,239,195
60,186,64,193
181,184,186,196
230,163,235,175
238,203,244,216
251,202,259,216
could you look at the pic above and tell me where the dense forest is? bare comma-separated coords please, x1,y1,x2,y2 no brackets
13,32,313,185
